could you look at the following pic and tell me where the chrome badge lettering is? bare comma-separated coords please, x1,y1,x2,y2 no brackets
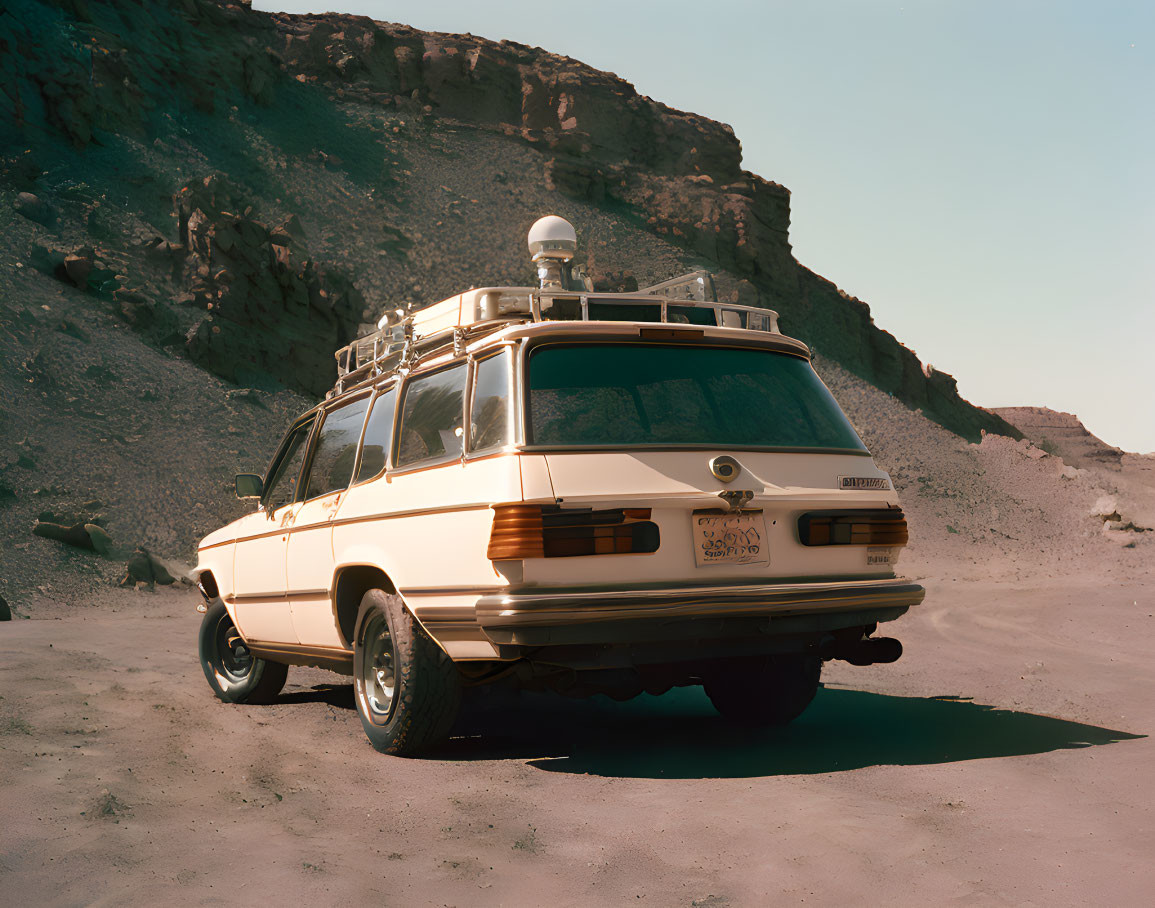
839,476,891,491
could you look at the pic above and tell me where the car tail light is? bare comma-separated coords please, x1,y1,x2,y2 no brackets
488,505,660,559
797,509,909,546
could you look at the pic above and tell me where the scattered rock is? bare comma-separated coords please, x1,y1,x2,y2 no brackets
591,269,638,293
28,240,67,275
84,524,121,558
224,388,269,409
269,213,306,247
63,249,95,288
33,521,96,551
91,790,132,821
14,191,53,225
1090,496,1120,521
119,548,178,589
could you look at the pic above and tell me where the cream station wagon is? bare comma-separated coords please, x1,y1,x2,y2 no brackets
194,216,924,756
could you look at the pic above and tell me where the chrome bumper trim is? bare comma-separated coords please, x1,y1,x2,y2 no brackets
476,577,925,627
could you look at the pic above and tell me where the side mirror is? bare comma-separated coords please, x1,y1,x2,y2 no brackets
235,473,263,499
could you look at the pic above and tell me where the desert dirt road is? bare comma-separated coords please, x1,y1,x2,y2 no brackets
2,578,1152,905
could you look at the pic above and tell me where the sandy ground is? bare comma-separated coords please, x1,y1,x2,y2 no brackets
2,574,1151,906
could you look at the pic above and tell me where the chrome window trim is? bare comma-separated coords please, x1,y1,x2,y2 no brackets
299,391,373,503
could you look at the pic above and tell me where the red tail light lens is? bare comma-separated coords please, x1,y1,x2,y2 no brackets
488,505,660,559
798,510,909,546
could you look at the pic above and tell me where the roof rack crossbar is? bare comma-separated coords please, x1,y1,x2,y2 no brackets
329,274,781,397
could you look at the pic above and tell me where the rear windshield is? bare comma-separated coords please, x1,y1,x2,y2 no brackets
527,343,867,452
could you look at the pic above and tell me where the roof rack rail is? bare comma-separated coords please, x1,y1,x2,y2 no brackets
637,269,717,303
329,274,781,398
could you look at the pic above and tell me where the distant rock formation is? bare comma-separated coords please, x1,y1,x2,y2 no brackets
993,407,1124,470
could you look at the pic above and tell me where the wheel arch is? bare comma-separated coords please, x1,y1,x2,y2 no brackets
192,567,220,602
332,564,400,650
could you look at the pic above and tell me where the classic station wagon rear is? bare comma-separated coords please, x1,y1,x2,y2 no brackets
194,216,924,755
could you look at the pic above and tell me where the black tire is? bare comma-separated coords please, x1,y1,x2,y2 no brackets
353,589,462,756
198,599,288,704
704,654,822,726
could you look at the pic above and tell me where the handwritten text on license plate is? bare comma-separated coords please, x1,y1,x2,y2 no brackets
693,512,770,566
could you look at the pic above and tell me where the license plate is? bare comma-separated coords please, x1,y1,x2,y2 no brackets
692,511,770,567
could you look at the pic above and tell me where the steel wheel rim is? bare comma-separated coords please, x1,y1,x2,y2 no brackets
213,613,253,683
360,612,397,724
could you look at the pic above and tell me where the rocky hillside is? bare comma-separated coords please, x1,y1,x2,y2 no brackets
2,0,1017,440
18,0,1136,611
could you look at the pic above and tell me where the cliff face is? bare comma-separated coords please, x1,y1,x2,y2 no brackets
1,0,1017,442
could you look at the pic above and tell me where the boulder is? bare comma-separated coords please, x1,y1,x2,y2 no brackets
63,249,95,288
32,520,95,551
28,241,67,276
14,191,53,225
84,523,121,558
119,548,178,589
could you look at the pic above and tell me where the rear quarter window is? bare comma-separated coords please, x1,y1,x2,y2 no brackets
469,351,513,453
395,363,468,467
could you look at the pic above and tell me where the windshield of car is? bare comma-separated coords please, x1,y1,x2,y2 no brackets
526,343,867,452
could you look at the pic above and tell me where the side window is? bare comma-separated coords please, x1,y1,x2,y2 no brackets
396,363,468,468
263,418,315,512
303,395,371,500
355,386,397,483
470,351,512,453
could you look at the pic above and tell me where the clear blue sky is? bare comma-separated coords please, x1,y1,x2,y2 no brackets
257,0,1154,453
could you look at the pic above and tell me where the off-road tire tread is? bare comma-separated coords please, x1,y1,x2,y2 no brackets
198,599,288,705
704,654,822,726
354,590,461,756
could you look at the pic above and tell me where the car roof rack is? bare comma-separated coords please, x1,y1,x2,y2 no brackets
329,275,781,398
329,216,783,399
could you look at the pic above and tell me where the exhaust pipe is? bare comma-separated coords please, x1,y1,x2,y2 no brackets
821,630,903,666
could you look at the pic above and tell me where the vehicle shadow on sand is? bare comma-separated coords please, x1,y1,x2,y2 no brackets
275,684,355,709
438,685,1144,779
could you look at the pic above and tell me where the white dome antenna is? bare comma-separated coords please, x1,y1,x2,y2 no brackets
528,215,577,289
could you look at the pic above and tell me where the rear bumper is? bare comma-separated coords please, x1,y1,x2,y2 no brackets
478,577,924,627
476,577,924,654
